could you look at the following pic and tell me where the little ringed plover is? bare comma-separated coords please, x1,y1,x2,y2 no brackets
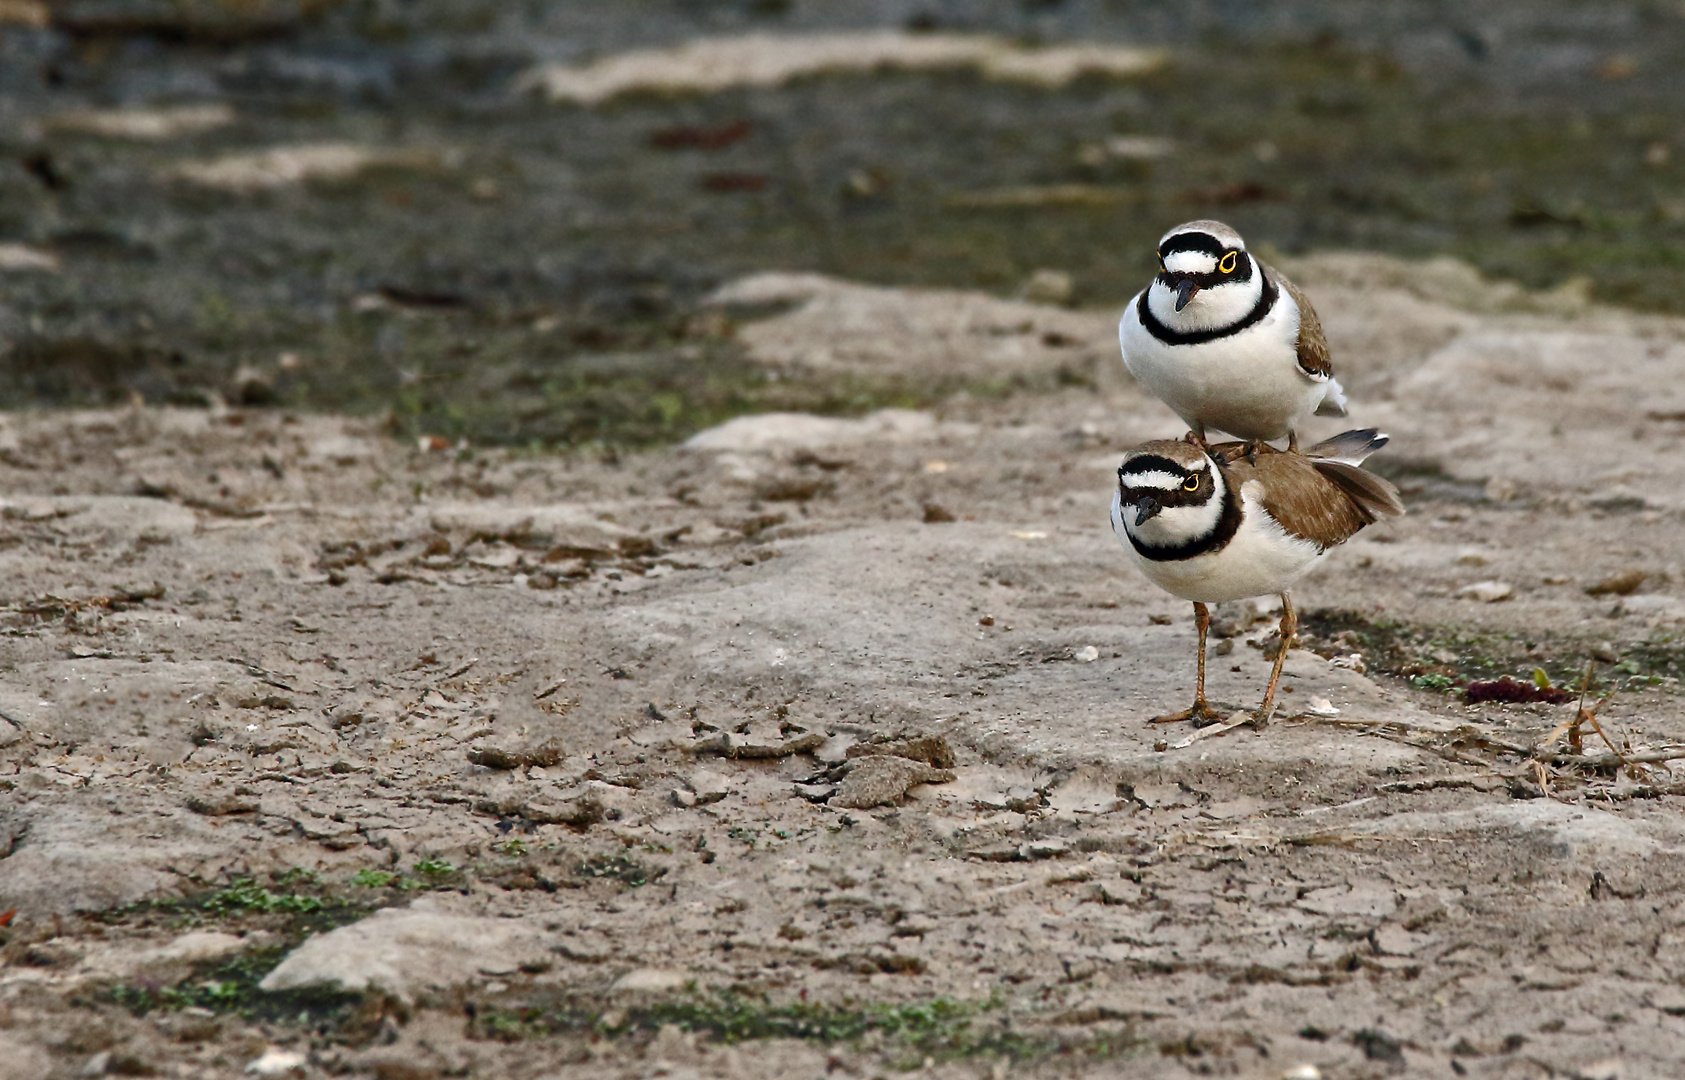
1119,219,1347,449
1110,428,1403,725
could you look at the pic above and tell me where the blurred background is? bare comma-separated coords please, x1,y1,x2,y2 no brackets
1,0,1682,449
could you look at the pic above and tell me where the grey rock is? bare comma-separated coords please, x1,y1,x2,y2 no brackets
522,789,605,827
610,967,690,993
259,907,550,1003
792,782,836,802
815,733,857,763
1647,985,1685,1016
1095,879,1144,906
467,734,566,770
830,756,954,809
1457,580,1513,603
845,733,956,769
185,789,259,816
967,842,1025,862
1004,785,1044,812
1297,880,1399,918
0,841,182,916
1021,837,1070,860
692,727,823,759
684,770,731,804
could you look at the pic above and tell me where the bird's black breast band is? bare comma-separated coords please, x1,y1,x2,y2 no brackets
1137,268,1279,347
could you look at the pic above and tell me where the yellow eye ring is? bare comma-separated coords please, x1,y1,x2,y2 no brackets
1218,251,1238,274
1183,474,1200,491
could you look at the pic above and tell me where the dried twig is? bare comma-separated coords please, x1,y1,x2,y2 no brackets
1168,712,1253,749
1566,661,1624,763
1529,747,1685,769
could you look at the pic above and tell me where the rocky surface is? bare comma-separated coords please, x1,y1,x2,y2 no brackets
0,255,1683,1077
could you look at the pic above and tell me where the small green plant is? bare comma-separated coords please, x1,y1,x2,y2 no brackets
578,854,659,887
413,856,456,877
202,878,322,917
494,839,528,857
1409,673,1457,692
351,868,427,890
464,989,1071,1061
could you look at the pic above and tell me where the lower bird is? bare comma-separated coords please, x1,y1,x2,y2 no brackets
1110,429,1403,725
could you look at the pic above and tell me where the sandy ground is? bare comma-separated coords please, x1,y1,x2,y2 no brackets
2,255,1685,1079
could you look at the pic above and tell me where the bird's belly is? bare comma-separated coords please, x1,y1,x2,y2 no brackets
1121,317,1321,441
1120,514,1324,604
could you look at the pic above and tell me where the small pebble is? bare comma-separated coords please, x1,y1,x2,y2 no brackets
1457,580,1512,603
245,1048,306,1076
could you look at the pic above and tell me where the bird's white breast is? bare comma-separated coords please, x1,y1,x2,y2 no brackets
1119,289,1324,442
1110,484,1324,604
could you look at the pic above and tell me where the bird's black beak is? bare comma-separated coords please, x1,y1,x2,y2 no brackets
1173,278,1200,312
1134,497,1162,528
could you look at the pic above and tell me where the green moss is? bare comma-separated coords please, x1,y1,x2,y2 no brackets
413,856,457,878
1300,609,1685,694
202,877,325,916
577,853,660,888
108,944,280,1011
468,989,1123,1063
104,942,362,1026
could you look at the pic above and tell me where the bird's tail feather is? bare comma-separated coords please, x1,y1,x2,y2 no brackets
1302,427,1404,520
1303,427,1388,467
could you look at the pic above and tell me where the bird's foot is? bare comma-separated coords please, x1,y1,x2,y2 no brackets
1151,700,1230,726
1208,442,1248,465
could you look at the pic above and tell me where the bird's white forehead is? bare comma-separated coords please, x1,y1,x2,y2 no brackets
1120,469,1185,492
1162,251,1218,274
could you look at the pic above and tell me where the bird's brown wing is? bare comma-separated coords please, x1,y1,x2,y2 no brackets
1227,451,1373,550
1262,262,1333,380
1312,459,1405,520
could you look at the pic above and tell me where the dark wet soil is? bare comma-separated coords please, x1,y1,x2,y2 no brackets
4,1,1685,446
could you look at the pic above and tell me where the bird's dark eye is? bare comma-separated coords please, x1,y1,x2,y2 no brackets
1183,474,1200,491
1218,251,1238,274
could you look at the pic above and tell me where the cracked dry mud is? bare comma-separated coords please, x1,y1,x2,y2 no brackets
2,255,1685,1079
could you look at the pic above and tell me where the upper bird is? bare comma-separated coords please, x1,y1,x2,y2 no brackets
1119,219,1346,449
